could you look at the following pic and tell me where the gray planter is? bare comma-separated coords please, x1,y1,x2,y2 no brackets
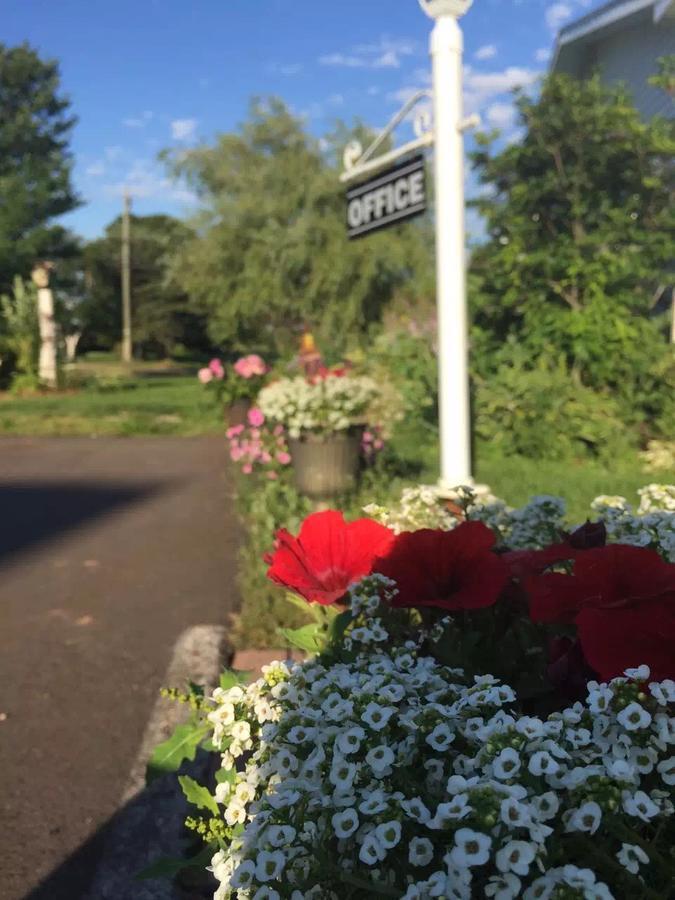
288,430,362,499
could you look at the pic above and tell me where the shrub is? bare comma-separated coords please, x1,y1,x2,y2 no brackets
474,353,631,461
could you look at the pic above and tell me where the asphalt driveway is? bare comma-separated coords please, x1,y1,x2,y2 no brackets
0,437,237,899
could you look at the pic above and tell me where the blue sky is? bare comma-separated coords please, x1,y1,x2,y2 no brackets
2,0,601,240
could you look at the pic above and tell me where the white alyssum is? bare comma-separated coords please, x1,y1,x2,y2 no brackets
257,374,378,439
193,630,674,900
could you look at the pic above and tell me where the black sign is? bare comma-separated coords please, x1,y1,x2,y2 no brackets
346,155,427,239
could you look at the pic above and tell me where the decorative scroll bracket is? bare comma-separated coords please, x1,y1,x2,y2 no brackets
340,90,434,185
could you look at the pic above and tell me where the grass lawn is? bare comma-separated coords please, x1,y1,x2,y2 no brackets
389,421,673,522
0,363,222,437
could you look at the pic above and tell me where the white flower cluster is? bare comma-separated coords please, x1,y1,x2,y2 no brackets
257,375,378,439
591,485,675,562
364,485,459,533
639,441,675,474
203,629,674,899
366,483,675,559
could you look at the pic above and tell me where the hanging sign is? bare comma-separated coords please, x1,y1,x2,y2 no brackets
345,155,426,239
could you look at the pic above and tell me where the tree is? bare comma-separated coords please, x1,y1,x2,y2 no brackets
0,276,39,385
81,214,205,358
468,73,674,393
0,43,80,291
165,98,434,356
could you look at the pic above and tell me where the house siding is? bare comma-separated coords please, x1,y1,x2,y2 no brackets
571,18,675,118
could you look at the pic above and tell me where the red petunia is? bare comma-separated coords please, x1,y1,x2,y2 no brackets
505,521,607,579
265,510,394,605
526,544,675,681
374,521,510,611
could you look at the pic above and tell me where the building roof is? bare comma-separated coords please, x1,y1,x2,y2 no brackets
553,0,674,73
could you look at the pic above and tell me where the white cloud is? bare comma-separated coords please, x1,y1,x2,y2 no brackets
85,161,105,177
486,101,516,129
319,53,366,68
103,157,197,206
463,65,540,114
367,86,381,96
320,36,417,70
122,111,153,129
546,2,573,32
474,44,497,61
535,47,552,63
328,93,344,106
105,145,123,161
171,118,198,141
279,63,303,76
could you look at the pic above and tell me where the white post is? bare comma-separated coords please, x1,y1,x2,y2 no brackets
31,263,58,389
428,7,472,489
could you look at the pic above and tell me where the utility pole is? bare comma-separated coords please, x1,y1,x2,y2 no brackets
121,191,132,363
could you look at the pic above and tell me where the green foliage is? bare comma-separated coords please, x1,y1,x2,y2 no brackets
469,72,674,454
145,721,210,783
278,623,326,653
233,475,313,648
0,372,221,436
166,97,434,355
648,54,675,96
365,320,438,425
469,73,674,396
0,275,39,383
474,348,632,461
81,214,206,357
178,775,219,816
0,42,80,292
137,845,214,882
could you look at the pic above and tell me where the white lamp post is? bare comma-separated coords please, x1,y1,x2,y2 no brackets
341,1,476,491
419,0,474,490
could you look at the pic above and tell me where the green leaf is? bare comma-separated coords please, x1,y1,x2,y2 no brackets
215,765,236,785
330,609,353,645
137,845,215,881
178,774,220,816
219,669,244,691
282,590,323,623
278,622,325,653
145,722,209,783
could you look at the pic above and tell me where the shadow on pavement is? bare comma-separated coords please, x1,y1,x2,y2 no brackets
0,481,166,565
22,758,217,900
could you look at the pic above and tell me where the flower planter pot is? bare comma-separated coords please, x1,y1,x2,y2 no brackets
288,430,362,499
225,399,251,427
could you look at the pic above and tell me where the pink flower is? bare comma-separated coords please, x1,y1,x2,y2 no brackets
248,407,265,427
230,448,244,462
208,358,225,379
242,463,253,475
267,470,278,480
261,451,272,463
226,425,245,439
234,355,268,379
198,367,213,384
276,451,291,465
273,425,284,436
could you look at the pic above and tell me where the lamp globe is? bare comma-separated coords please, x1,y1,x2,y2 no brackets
418,0,474,18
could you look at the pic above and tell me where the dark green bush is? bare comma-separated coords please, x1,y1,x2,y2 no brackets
474,351,632,461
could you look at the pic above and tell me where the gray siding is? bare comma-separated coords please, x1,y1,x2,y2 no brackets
575,19,675,118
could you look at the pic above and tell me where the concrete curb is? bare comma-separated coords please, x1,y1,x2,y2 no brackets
86,625,228,900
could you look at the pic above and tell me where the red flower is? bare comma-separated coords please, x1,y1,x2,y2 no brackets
265,510,394,605
577,602,675,682
374,521,510,611
527,544,675,681
505,521,607,578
